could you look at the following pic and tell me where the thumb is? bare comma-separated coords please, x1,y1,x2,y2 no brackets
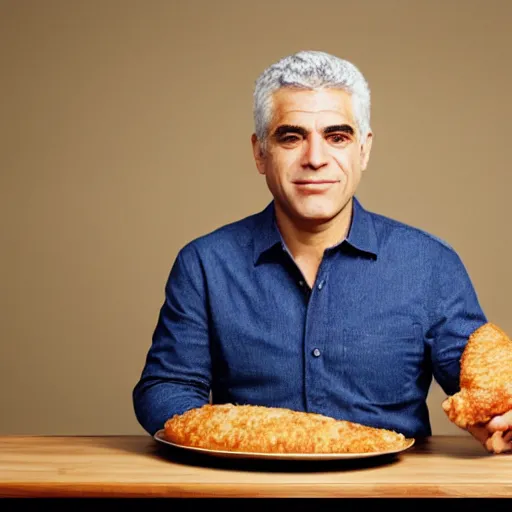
487,409,512,432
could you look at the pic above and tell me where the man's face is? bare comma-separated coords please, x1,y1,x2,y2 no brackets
252,88,372,226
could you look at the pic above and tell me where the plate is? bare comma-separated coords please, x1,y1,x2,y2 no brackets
153,429,415,460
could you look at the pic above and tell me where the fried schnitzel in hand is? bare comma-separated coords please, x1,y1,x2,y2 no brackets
442,322,512,453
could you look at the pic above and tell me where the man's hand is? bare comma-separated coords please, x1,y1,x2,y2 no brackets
467,410,512,454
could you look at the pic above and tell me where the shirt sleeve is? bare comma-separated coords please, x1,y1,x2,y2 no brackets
132,244,211,435
429,246,488,396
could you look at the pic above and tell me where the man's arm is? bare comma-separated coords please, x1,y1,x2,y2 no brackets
132,245,211,435
429,247,487,397
430,247,512,453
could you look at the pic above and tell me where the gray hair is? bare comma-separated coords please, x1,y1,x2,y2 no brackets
253,50,371,147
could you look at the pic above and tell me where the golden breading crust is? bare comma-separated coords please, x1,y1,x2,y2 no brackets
164,404,410,454
442,322,512,429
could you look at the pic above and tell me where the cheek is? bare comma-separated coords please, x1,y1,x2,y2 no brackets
332,149,362,173
332,155,350,174
268,153,296,180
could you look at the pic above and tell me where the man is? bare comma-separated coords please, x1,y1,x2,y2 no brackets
133,50,511,453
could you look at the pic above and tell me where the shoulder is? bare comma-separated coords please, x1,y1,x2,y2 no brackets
178,209,262,258
165,210,261,284
368,208,458,256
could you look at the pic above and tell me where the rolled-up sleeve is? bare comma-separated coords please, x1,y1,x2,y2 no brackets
132,244,211,435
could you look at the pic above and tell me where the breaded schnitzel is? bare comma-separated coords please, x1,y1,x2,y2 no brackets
164,403,411,454
442,322,512,429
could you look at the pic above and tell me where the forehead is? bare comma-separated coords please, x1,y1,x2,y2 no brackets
270,88,356,128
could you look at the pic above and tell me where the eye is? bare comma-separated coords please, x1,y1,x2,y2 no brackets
327,133,350,145
281,135,300,142
277,134,302,146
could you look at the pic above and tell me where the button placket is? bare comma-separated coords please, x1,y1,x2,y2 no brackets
302,254,332,412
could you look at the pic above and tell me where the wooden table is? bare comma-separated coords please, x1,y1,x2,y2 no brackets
0,435,511,500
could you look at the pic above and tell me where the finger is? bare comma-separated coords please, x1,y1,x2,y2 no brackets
485,432,498,453
487,410,512,432
494,436,512,454
502,410,512,425
487,417,508,432
489,431,512,454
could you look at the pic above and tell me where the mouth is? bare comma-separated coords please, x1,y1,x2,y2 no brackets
293,179,339,185
293,179,339,192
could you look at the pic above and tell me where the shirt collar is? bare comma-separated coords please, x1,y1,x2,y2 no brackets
252,202,283,265
252,196,378,265
345,196,378,258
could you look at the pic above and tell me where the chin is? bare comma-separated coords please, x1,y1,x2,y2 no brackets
295,208,338,224
295,202,341,222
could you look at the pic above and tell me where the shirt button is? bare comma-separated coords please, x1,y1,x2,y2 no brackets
312,348,321,357
317,280,325,290
299,280,305,287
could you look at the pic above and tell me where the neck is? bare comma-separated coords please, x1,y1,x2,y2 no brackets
275,199,353,260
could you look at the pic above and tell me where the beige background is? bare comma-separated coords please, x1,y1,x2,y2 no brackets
1,0,511,436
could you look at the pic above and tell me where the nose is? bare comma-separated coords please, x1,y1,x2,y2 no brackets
300,135,329,170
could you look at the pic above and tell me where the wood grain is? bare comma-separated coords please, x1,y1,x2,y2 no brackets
0,435,510,498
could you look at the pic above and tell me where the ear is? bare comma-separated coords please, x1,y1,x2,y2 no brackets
360,132,373,171
251,133,266,175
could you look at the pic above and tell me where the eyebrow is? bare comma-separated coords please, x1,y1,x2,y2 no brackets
273,124,355,138
324,124,355,136
273,125,308,138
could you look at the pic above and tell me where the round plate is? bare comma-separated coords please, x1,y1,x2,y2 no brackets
153,429,415,461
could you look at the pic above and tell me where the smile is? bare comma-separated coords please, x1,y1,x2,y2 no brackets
293,180,338,184
293,180,339,193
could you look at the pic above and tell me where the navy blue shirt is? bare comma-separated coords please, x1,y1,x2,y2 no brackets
133,197,487,438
